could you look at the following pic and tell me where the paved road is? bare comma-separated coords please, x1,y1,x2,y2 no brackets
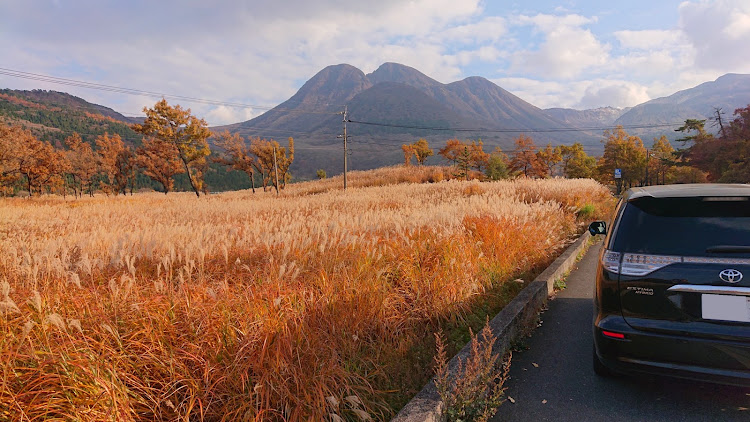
491,241,750,422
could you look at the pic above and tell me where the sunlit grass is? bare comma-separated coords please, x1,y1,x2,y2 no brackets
0,167,613,421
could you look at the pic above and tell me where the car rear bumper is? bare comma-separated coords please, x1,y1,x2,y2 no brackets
594,315,750,387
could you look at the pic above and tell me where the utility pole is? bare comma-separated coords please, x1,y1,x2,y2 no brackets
273,146,280,196
339,106,348,190
644,148,650,186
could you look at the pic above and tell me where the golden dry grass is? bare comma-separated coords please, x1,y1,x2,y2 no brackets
0,168,613,421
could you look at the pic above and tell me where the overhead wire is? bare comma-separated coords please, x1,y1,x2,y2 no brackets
346,118,686,133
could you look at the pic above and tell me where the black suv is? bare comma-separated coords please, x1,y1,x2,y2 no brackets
589,184,750,387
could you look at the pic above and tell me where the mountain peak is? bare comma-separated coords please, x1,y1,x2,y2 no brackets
716,73,747,82
317,63,362,75
453,75,497,89
366,62,440,90
460,75,490,83
289,63,371,106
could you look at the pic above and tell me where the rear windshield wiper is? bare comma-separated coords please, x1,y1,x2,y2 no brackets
706,245,750,253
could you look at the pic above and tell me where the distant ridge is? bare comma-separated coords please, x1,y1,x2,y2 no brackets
544,107,629,128
1,88,136,123
615,73,750,127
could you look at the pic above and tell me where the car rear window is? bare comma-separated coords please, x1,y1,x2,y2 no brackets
611,196,750,257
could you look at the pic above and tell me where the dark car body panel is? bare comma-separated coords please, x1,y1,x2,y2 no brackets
593,184,750,386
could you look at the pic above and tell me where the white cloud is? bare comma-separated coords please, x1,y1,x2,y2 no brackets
433,16,508,44
608,51,681,80
517,13,596,32
491,77,585,109
577,82,650,109
614,29,686,50
205,106,261,127
723,6,750,39
492,77,650,110
510,14,610,79
451,46,503,67
678,0,750,71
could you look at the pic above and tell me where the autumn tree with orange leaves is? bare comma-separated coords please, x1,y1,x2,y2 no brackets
276,137,295,189
24,135,66,195
0,124,24,192
135,137,184,194
438,139,463,165
536,143,562,176
249,137,295,191
0,124,66,195
401,144,415,166
412,138,433,165
559,143,596,179
65,133,98,197
509,134,546,178
596,126,647,189
439,139,489,172
133,99,211,197
402,138,433,166
96,133,136,195
648,136,675,185
1,123,67,195
213,131,258,193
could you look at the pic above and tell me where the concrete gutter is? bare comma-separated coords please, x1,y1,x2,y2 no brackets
391,231,593,422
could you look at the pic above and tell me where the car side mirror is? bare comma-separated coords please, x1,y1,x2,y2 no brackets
588,221,607,236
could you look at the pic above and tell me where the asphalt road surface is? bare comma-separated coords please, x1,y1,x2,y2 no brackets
491,240,750,422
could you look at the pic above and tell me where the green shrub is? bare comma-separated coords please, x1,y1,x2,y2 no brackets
576,203,596,220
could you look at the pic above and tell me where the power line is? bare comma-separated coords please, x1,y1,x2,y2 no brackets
346,118,685,133
0,67,341,116
228,126,336,137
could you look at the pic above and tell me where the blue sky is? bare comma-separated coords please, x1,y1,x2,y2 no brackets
1,0,749,125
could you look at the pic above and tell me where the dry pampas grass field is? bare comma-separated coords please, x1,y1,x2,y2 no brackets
0,167,613,421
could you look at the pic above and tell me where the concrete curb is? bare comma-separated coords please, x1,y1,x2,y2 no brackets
391,231,593,422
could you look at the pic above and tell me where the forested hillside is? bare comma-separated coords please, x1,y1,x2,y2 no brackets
0,89,141,146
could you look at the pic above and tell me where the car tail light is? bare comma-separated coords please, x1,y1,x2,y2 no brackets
620,253,681,276
602,330,626,339
601,250,621,273
601,250,681,276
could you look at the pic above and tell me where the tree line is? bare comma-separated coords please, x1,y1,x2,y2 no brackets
2,100,749,197
0,99,295,197
400,104,750,189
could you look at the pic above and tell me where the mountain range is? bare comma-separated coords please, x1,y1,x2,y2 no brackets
222,62,586,144
2,63,749,179
220,63,750,176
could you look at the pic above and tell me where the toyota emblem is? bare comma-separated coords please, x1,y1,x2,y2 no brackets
719,269,743,283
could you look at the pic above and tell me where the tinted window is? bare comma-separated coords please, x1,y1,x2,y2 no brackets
612,196,750,256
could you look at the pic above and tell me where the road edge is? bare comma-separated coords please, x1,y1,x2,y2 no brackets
391,231,593,422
